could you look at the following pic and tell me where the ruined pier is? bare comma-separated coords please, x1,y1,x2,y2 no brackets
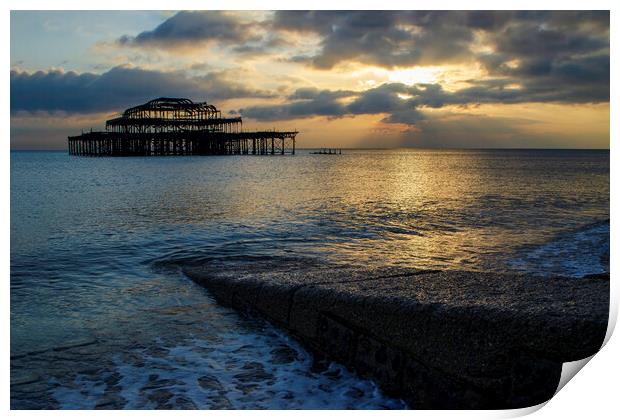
183,265,609,409
68,97,297,156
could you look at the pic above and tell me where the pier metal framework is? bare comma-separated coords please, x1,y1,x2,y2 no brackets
68,97,297,156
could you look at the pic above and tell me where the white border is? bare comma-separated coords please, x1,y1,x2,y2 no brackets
4,1,617,419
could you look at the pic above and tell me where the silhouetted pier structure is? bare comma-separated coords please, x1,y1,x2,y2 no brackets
68,98,297,156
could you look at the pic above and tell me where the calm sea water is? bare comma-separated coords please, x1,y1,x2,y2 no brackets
10,149,609,409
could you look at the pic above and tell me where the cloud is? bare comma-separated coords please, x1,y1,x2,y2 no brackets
273,11,607,66
116,11,297,60
239,88,354,120
239,73,609,126
113,11,610,77
240,83,421,122
272,11,476,69
198,70,276,100
115,10,610,101
239,13,610,126
346,84,412,114
117,11,254,48
269,10,609,130
473,12,609,105
11,66,274,113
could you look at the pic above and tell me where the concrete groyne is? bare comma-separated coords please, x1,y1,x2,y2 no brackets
183,265,609,409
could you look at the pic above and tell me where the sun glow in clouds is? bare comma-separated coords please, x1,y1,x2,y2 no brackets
354,66,443,88
360,63,490,92
386,67,441,85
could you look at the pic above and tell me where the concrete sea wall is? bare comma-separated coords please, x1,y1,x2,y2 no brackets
183,265,609,409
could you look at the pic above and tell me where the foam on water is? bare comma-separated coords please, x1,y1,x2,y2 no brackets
509,220,609,277
45,320,406,409
116,330,404,409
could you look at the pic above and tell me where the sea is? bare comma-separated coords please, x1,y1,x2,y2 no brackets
10,149,609,409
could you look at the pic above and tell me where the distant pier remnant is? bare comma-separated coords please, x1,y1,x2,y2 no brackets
311,148,341,155
68,97,298,156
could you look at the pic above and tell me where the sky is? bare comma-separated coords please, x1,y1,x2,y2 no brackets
10,10,610,149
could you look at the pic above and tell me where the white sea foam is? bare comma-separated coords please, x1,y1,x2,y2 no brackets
112,325,406,409
509,221,609,278
46,321,406,409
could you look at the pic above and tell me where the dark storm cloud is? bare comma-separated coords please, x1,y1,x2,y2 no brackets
239,88,354,120
11,66,274,113
480,16,608,98
272,11,608,70
493,21,606,57
118,11,254,47
475,52,610,104
473,12,608,105
273,11,475,69
479,13,609,78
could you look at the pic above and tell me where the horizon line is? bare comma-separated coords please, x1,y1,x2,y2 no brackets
10,146,611,152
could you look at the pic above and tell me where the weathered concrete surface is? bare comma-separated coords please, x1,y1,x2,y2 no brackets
183,265,609,409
